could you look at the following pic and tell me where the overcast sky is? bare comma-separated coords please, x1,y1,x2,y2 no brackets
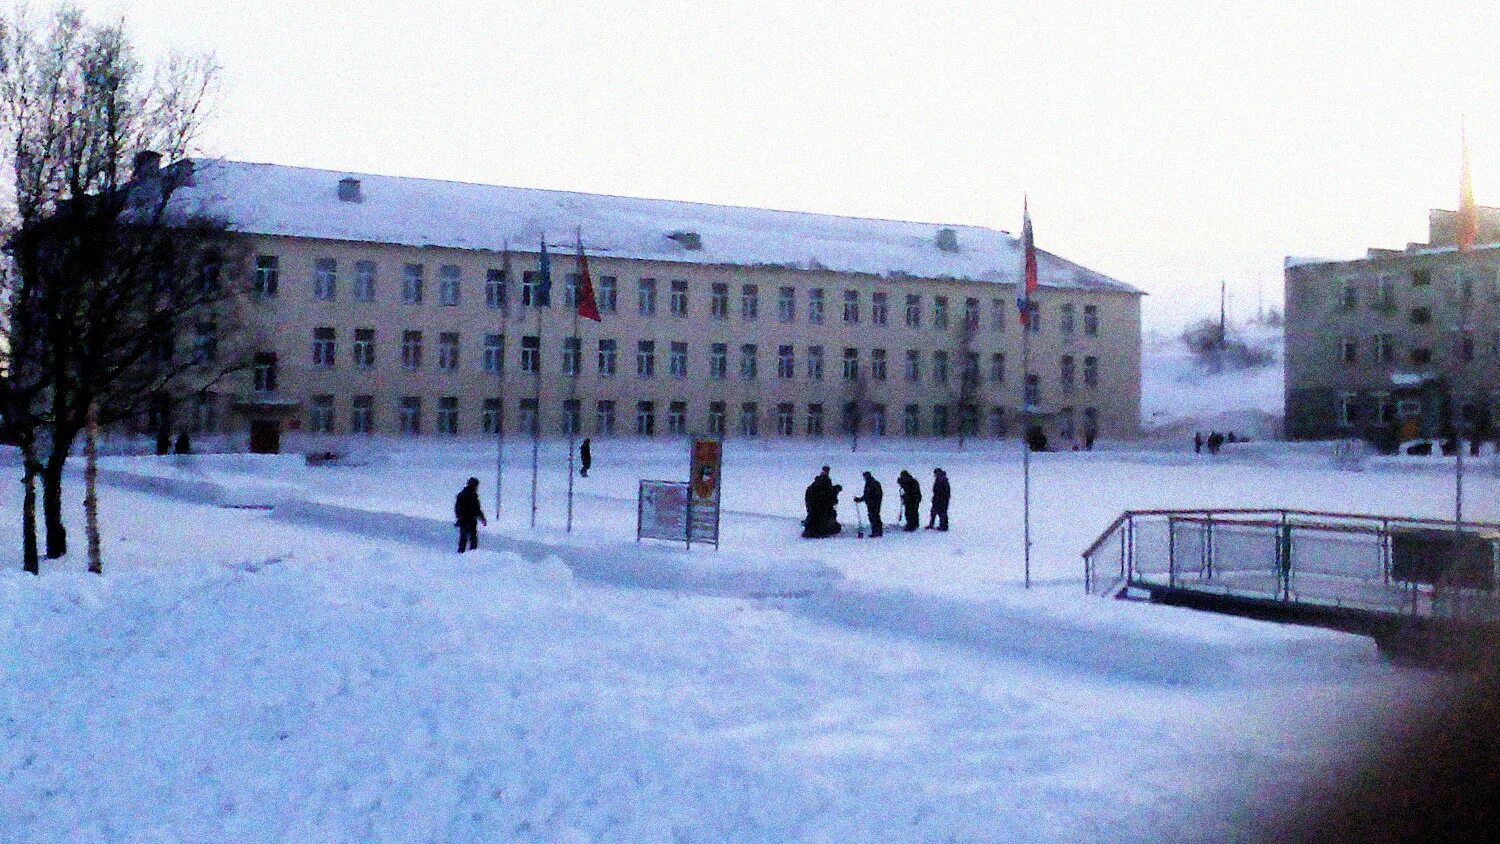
74,0,1500,330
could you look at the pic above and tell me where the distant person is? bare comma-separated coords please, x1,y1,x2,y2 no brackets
853,471,884,537
454,477,487,553
897,470,922,532
926,468,950,531
1194,431,1203,454
579,437,592,477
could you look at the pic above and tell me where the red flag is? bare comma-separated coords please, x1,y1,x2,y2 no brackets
1458,127,1478,253
574,229,602,321
1017,195,1039,327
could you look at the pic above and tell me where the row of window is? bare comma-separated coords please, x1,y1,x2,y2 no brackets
252,255,1105,335
291,329,1105,389
289,393,1102,440
1337,331,1500,367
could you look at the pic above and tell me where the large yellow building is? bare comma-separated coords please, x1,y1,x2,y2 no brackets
173,160,1142,450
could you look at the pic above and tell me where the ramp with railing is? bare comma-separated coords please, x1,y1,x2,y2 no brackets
1083,509,1500,661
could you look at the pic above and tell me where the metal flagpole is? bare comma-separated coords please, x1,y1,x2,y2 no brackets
496,241,510,515
565,228,583,533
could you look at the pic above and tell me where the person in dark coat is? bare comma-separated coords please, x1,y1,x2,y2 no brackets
579,438,592,477
897,470,921,532
454,477,487,553
926,468,950,531
853,471,883,537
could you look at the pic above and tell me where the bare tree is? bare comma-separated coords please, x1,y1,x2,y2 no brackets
1,4,237,572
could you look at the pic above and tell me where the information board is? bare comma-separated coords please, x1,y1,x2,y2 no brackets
637,480,690,544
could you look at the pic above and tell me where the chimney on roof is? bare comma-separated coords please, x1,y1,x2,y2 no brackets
934,227,960,252
667,230,702,250
338,177,363,203
132,150,161,182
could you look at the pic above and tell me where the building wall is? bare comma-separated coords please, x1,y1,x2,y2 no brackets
211,233,1142,443
1284,250,1500,442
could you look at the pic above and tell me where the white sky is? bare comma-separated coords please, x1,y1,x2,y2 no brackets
74,0,1500,330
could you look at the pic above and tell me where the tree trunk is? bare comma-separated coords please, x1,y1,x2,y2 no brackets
42,450,67,559
85,405,103,574
21,444,41,575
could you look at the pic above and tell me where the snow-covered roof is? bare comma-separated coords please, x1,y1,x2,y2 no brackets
175,160,1140,295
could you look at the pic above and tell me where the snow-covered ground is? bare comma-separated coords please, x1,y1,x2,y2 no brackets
1142,321,1283,440
2,439,1481,841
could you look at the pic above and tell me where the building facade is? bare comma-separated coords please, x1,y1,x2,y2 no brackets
1285,208,1500,445
174,161,1142,449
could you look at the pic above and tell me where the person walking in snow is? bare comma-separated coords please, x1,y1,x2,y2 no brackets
926,468,950,531
897,470,921,532
454,477,488,553
579,437,592,477
853,471,883,537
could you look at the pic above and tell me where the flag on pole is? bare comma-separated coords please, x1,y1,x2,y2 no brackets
1458,126,1478,253
1017,195,1039,327
574,230,602,322
535,235,553,306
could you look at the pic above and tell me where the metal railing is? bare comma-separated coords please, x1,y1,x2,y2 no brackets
1083,509,1500,622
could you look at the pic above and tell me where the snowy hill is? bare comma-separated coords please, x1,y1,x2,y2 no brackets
1141,320,1284,439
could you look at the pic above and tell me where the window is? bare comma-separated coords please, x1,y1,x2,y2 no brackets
596,400,616,435
777,345,795,379
670,279,689,316
598,276,617,312
400,396,422,435
1410,347,1432,365
777,286,795,322
439,265,460,306
807,346,824,381
870,404,886,436
842,290,859,324
842,347,859,381
989,406,1007,437
562,337,581,376
193,320,218,363
351,395,374,434
871,291,888,325
486,268,507,310
708,401,726,436
637,340,656,378
254,352,278,392
903,404,920,436
740,343,757,380
711,283,729,319
1059,303,1075,334
354,260,376,302
1412,268,1430,287
806,403,824,437
520,335,539,373
253,255,279,298
871,348,887,381
309,395,335,433
905,294,921,328
933,350,949,384
353,328,375,369
638,277,657,315
1337,394,1356,427
668,401,687,435
933,405,950,436
808,288,825,324
482,398,502,434
991,352,1005,383
1025,373,1040,407
670,341,688,378
402,263,424,304
562,399,581,436
964,297,980,330
1060,355,1075,389
1339,337,1358,364
905,349,920,382
314,258,337,301
437,396,459,435
1341,281,1358,310
313,327,337,368
439,332,460,371
519,398,537,435
740,402,759,437
484,334,504,373
402,330,423,369
777,403,795,436
992,298,1006,332
1083,305,1098,336
1410,306,1431,325
933,296,949,329
636,401,656,436
741,284,759,321
711,343,728,379
598,339,617,376
1083,356,1098,388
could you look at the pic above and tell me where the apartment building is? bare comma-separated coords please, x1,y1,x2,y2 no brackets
1285,207,1500,445
171,160,1142,451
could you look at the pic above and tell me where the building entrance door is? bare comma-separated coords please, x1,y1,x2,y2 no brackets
249,420,281,454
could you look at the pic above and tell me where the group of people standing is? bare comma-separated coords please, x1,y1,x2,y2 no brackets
802,466,950,539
